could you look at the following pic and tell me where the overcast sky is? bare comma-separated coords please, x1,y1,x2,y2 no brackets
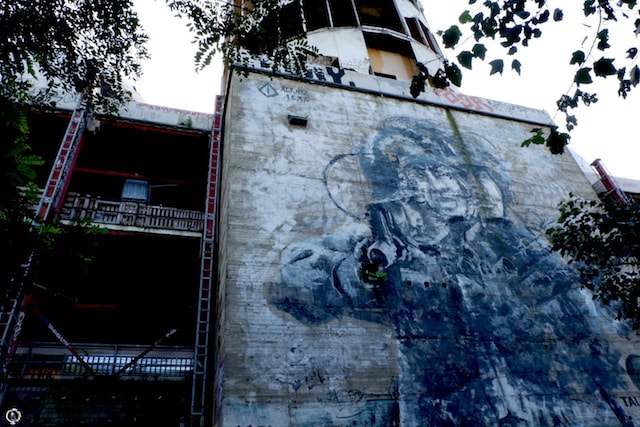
132,0,640,180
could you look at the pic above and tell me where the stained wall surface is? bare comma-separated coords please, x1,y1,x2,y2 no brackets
216,70,640,426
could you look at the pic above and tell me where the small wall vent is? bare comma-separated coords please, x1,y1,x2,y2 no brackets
288,114,308,127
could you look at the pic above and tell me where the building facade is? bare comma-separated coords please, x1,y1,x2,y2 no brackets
0,97,217,426
213,0,640,426
3,1,640,426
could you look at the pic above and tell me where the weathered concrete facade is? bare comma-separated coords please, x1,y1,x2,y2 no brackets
215,69,640,426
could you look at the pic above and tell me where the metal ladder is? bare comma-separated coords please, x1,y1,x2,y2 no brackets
191,95,224,426
0,258,33,376
591,158,630,205
35,91,89,222
1,91,89,407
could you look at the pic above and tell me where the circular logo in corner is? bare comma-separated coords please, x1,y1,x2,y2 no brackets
4,407,22,425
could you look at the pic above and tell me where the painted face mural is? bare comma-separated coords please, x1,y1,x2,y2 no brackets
267,116,628,425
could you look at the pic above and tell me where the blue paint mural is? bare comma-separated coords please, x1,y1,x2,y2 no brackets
267,116,632,425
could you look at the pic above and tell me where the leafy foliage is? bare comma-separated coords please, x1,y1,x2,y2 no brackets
0,98,42,289
547,194,640,330
427,0,640,154
166,0,318,77
410,60,462,97
1,0,148,112
521,127,570,154
1,1,147,300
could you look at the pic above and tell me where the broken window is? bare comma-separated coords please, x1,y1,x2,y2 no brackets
279,0,304,39
405,17,426,44
304,0,330,30
419,20,440,54
354,0,404,33
328,0,358,27
243,0,303,53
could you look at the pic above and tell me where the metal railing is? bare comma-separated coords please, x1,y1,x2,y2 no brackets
6,342,194,381
59,192,204,232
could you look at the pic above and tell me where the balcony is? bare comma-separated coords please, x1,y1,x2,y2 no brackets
6,342,194,381
58,192,204,235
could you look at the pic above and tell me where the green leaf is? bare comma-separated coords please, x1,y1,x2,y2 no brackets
574,68,593,84
410,74,427,98
445,62,463,87
583,0,597,16
593,57,617,77
472,43,487,60
546,128,570,155
459,10,473,24
630,65,640,86
512,59,522,75
457,51,474,69
489,59,504,75
553,8,564,21
570,50,586,65
442,25,463,49
521,128,545,147
597,29,610,50
535,9,550,24
431,68,449,89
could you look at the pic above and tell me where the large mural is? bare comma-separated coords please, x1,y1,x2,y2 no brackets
263,116,634,425
219,72,640,426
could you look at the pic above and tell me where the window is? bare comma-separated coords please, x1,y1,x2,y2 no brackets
121,179,150,203
304,0,330,30
280,1,304,39
419,21,440,54
364,32,417,81
405,17,426,44
354,0,404,33
328,0,358,27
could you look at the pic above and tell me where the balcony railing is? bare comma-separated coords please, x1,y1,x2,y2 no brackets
6,342,194,381
58,192,204,233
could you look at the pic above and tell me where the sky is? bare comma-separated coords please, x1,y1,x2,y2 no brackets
132,0,640,180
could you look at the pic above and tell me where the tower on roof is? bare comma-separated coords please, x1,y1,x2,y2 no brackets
291,0,443,80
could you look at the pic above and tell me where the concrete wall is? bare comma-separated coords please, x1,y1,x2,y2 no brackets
216,70,640,426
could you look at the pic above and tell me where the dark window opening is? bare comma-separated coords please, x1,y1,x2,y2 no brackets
280,1,304,39
354,0,404,32
364,32,415,58
304,0,330,30
244,1,304,53
328,0,358,27
405,17,426,44
419,21,440,53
